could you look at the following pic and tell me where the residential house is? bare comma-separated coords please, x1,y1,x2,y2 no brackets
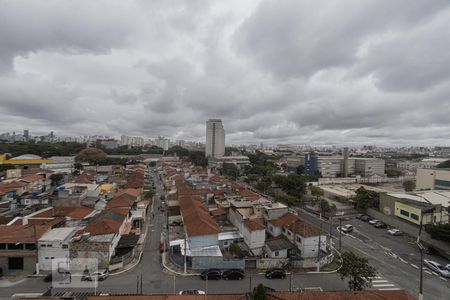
268,213,327,258
242,220,266,255
0,224,50,275
265,236,295,258
37,227,77,272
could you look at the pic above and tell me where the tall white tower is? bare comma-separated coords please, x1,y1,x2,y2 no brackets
205,119,225,158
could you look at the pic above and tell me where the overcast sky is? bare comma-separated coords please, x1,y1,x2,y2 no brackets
1,0,449,146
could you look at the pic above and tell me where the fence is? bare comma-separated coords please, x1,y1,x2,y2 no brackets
109,248,135,271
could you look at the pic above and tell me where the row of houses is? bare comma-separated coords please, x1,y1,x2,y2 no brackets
161,162,330,270
0,160,151,276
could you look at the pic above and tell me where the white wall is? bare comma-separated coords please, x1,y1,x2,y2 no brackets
38,241,70,271
298,235,327,258
267,223,282,237
188,234,218,249
265,246,288,258
242,226,265,255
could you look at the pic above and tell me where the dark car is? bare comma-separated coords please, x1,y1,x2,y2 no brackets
265,268,286,279
200,269,222,280
374,221,387,228
360,215,371,222
222,269,245,280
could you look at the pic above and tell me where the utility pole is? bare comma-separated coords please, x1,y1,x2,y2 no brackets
339,218,342,252
184,234,187,274
317,222,322,272
248,276,252,293
289,272,293,291
417,207,433,300
173,275,176,294
140,274,143,295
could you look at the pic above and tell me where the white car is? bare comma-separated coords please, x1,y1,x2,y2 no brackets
368,219,379,225
387,228,403,236
179,290,206,295
338,224,353,233
82,269,109,281
424,259,450,278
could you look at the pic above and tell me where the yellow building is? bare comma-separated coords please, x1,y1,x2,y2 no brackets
0,154,53,168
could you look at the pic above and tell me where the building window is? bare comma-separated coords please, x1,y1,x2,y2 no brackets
282,227,286,233
400,209,409,217
269,225,273,232
41,244,47,248
288,231,292,236
62,245,69,249
0,244,6,250
297,237,301,243
7,243,23,250
411,213,419,221
25,244,36,250
274,251,279,257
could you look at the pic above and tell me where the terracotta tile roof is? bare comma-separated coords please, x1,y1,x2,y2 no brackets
244,219,266,231
239,189,260,201
210,208,226,217
117,188,141,198
0,250,37,257
54,206,94,219
21,169,54,176
178,188,219,237
268,290,416,300
75,172,94,184
85,290,415,300
0,181,28,188
87,296,244,300
0,225,50,243
269,212,299,227
20,174,44,182
106,196,135,209
286,218,322,238
80,218,122,236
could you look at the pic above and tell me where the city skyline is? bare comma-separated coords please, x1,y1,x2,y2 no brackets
1,1,450,146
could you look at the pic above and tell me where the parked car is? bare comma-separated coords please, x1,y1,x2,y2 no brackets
265,268,286,279
387,228,403,236
82,269,109,281
338,224,353,233
374,221,387,228
159,240,167,253
445,264,450,272
360,215,371,222
368,219,379,225
179,290,206,295
222,269,245,280
425,247,439,255
423,259,450,278
200,269,222,280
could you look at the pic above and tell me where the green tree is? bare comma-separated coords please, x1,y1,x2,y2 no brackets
49,173,64,186
276,194,298,207
188,151,208,167
143,190,155,199
403,180,416,192
222,163,239,180
165,146,189,157
338,251,377,291
385,167,403,177
425,223,450,242
253,283,267,300
229,242,242,258
436,159,450,168
272,174,306,198
353,187,379,210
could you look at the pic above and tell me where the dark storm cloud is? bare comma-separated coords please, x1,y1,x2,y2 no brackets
1,0,450,145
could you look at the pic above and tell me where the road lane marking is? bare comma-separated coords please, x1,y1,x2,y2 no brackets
432,272,439,277
424,270,432,275
439,276,447,281
372,280,389,283
378,288,401,290
373,283,395,287
410,264,419,269
399,257,408,264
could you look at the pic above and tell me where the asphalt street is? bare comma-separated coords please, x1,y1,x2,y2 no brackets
296,210,450,300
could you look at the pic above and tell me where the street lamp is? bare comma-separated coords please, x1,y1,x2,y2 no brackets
416,206,435,300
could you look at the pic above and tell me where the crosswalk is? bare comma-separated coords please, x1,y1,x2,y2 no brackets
369,275,400,291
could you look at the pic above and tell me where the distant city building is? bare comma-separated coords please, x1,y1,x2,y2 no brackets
288,152,385,178
155,136,169,151
416,168,450,190
120,135,144,147
98,138,118,149
205,119,225,158
23,129,29,141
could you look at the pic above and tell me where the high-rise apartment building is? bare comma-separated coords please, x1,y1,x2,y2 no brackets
205,119,225,158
